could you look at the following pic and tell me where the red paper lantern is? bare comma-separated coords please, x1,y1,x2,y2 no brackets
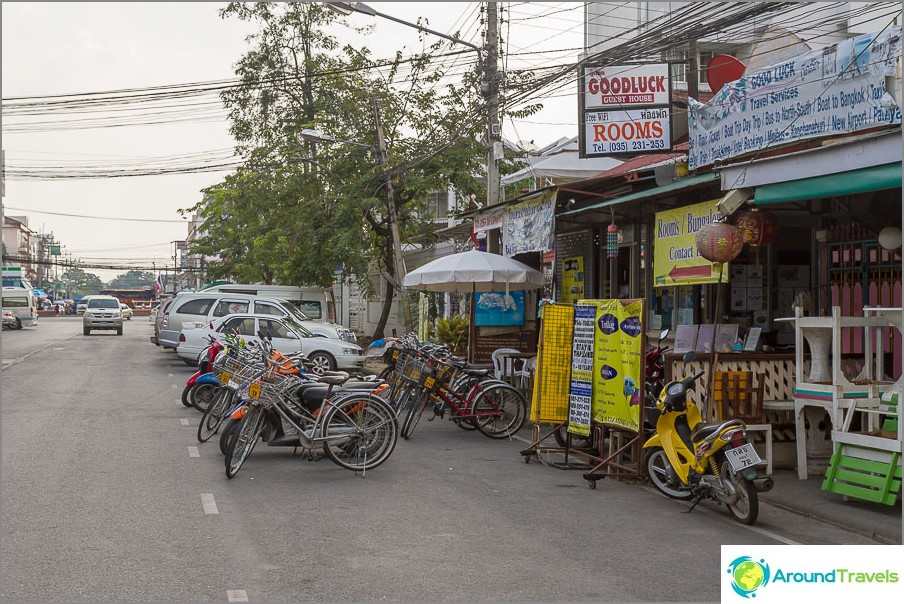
695,222,744,263
732,209,779,246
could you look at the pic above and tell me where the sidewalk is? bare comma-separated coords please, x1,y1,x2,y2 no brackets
761,469,902,544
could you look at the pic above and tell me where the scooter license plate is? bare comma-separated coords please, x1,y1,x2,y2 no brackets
725,443,762,472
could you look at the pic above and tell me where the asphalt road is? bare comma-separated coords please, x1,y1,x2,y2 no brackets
1,317,884,602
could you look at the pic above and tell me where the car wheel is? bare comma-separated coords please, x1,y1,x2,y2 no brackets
308,351,336,374
116,326,123,336
83,327,90,335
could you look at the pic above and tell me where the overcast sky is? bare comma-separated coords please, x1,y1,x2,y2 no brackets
1,2,584,283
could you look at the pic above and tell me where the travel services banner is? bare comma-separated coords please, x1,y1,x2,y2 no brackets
577,299,644,432
502,191,555,257
688,27,902,170
567,305,596,437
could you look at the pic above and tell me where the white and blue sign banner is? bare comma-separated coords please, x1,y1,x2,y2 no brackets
502,191,554,257
722,545,904,602
567,305,597,437
689,27,902,170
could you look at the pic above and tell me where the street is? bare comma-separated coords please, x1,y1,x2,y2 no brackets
1,317,886,603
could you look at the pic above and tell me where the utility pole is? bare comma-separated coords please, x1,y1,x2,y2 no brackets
373,97,410,331
484,2,501,254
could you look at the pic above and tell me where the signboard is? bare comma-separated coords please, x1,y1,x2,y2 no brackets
501,191,554,257
473,210,504,233
583,63,671,109
473,331,536,364
561,256,585,304
688,27,902,170
583,108,671,155
567,305,597,437
579,299,644,432
580,63,672,158
50,245,61,256
653,199,729,287
474,291,525,327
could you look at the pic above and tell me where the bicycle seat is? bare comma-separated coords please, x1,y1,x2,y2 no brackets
459,367,490,378
318,371,350,386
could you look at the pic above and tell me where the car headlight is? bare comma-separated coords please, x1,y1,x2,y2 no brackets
342,348,359,355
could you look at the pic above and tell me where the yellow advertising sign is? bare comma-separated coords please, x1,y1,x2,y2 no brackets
530,303,574,423
562,256,585,304
653,199,728,287
579,299,644,432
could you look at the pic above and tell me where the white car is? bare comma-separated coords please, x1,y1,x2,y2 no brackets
119,303,133,320
176,313,364,374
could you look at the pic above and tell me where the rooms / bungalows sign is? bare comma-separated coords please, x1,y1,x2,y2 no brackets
579,63,673,157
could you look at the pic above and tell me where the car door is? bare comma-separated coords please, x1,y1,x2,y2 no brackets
258,318,302,355
217,315,258,347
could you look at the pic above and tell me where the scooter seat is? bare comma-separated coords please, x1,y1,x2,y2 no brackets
691,419,745,442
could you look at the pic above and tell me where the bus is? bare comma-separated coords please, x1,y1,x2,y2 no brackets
98,288,157,307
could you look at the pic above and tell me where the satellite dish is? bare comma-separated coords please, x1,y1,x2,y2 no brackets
706,54,746,94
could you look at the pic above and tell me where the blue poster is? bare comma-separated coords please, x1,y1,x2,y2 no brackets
474,291,525,326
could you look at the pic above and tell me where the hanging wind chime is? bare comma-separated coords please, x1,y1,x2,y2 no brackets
607,223,620,258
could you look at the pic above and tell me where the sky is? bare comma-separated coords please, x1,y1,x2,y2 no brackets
1,2,586,283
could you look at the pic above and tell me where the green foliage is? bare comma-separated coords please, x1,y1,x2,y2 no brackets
107,270,155,289
434,313,469,354
60,267,103,296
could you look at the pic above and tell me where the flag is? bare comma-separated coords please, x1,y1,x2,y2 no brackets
155,273,163,294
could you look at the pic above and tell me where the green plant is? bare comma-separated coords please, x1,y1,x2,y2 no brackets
434,313,469,354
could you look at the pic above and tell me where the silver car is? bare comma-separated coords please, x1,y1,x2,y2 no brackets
83,295,123,335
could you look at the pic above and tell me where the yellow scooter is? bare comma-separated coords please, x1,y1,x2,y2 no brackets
642,361,773,525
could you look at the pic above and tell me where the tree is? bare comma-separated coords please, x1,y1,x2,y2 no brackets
61,267,104,297
107,270,155,289
183,3,538,338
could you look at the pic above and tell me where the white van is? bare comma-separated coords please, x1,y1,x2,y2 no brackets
1,286,39,328
200,284,336,322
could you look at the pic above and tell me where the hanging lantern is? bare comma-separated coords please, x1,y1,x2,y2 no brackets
695,222,744,263
607,224,620,258
731,209,779,246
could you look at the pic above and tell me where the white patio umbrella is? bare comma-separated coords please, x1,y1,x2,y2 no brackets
402,249,545,293
402,249,544,362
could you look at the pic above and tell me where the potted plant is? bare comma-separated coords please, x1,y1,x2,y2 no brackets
434,313,469,355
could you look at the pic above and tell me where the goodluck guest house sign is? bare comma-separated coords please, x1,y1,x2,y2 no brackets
580,63,673,157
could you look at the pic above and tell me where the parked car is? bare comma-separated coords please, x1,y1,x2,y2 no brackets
119,303,133,320
3,310,18,330
176,313,364,374
151,294,179,345
157,291,354,350
83,295,123,335
75,296,97,315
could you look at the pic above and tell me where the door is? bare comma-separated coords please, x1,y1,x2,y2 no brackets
258,318,302,354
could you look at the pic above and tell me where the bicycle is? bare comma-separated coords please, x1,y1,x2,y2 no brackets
224,337,398,478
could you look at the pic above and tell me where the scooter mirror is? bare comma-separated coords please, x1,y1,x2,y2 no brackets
682,351,697,363
659,328,670,341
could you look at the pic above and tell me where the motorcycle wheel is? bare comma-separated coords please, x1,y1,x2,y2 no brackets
644,447,693,500
191,383,218,413
721,461,759,525
180,384,193,407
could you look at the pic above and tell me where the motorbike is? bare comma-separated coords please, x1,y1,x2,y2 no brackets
642,328,671,433
642,355,773,525
181,336,224,411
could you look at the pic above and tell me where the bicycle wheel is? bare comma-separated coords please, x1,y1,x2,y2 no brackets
321,395,398,472
225,406,265,478
469,383,527,439
197,389,231,443
219,418,238,455
392,382,419,418
401,390,429,440
191,383,218,413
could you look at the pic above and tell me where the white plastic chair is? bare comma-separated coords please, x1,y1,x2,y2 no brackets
491,348,520,381
515,356,537,390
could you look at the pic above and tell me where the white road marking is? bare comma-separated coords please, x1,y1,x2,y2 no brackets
171,384,178,389
227,590,248,602
188,446,199,458
168,373,174,377
201,493,219,515
180,419,190,426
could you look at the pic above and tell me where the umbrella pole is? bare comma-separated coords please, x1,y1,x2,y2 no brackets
468,284,476,364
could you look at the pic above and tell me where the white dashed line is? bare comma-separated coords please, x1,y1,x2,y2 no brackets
227,590,248,602
171,383,178,389
201,493,219,515
168,373,175,377
180,419,190,426
188,446,199,458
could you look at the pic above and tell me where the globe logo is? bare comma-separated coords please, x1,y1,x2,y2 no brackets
727,556,770,598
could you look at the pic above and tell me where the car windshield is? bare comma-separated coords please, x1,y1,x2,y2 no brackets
89,299,119,309
280,315,314,338
275,298,311,321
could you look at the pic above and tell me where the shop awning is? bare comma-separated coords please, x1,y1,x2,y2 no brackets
559,172,720,217
753,162,902,205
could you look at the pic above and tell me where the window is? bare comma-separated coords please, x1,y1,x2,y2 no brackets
177,298,216,316
3,296,28,308
212,300,249,317
260,318,295,339
253,301,286,316
219,317,255,336
297,301,322,319
88,298,119,309
426,190,448,221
